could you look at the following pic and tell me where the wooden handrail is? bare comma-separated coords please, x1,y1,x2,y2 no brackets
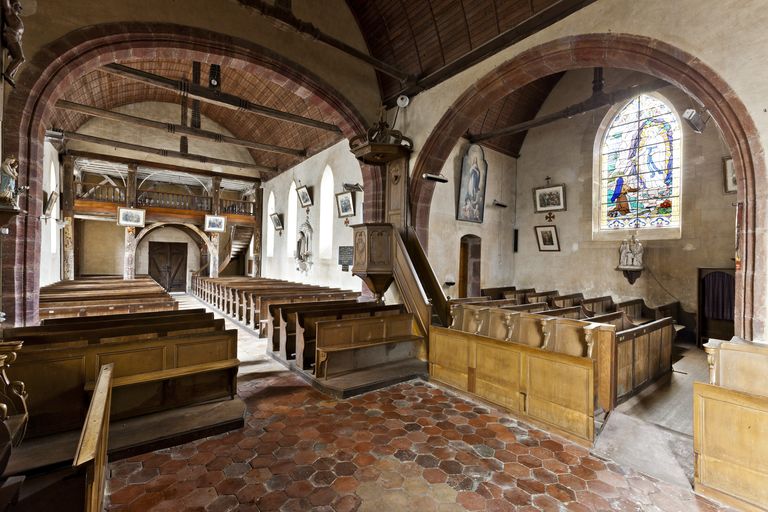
404,227,449,326
73,362,113,512
392,228,432,337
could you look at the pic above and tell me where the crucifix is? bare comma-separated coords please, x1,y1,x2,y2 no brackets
545,213,555,222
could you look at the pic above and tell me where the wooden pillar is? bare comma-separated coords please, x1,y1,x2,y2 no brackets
252,184,262,277
126,163,137,207
211,176,221,215
61,155,76,280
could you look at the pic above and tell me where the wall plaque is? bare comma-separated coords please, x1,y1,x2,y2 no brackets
338,245,354,267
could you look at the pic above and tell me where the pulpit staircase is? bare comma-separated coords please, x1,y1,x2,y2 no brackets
218,225,254,273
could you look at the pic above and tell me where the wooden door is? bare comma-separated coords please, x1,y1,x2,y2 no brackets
459,235,481,298
459,242,469,298
149,242,187,292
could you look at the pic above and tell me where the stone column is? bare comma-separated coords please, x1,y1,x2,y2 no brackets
124,226,137,280
60,155,75,280
209,233,219,278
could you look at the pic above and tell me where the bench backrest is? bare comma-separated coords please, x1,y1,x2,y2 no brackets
525,290,558,304
41,308,205,326
549,293,584,309
502,288,535,302
581,295,616,315
316,313,416,351
544,306,583,319
480,286,516,299
299,304,405,340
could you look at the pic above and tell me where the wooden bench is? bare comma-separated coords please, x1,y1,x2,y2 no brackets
581,295,617,316
315,313,423,379
525,290,559,304
8,313,238,438
617,298,682,331
40,308,208,326
295,304,405,371
0,363,113,512
480,286,516,300
502,288,535,302
257,290,359,332
268,299,365,358
549,293,584,309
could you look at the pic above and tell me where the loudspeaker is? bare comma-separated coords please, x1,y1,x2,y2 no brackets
513,229,518,252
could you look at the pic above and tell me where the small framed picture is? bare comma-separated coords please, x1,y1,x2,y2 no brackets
117,207,146,227
43,190,59,217
204,214,226,233
723,157,737,194
270,213,284,231
296,186,313,207
335,191,355,218
533,184,567,213
534,225,560,252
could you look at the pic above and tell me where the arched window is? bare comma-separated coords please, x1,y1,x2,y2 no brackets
49,161,58,254
286,182,298,258
318,166,334,259
595,94,681,239
266,191,275,257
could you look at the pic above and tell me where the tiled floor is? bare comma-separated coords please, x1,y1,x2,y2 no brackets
106,296,728,511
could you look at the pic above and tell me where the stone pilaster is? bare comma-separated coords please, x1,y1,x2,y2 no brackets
209,232,219,278
123,226,137,279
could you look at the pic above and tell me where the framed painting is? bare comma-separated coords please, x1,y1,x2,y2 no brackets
204,214,226,233
270,213,284,231
335,191,355,218
456,144,488,223
534,225,560,252
117,207,146,227
296,186,313,207
723,157,737,194
533,184,566,213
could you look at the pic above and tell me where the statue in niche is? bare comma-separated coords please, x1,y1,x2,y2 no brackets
1,0,25,88
295,219,313,273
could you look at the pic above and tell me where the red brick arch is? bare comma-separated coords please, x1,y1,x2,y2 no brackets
1,23,376,325
410,33,765,340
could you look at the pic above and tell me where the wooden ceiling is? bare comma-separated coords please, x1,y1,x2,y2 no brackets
346,0,592,104
51,60,344,176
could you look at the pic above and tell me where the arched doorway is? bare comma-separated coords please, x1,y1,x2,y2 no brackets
1,23,377,325
458,235,481,298
409,33,765,341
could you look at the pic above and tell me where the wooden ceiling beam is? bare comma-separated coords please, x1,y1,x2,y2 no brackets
55,100,307,158
48,130,276,177
64,149,262,183
102,63,341,133
469,78,670,143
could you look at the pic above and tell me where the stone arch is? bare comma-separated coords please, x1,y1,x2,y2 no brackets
1,23,381,325
410,33,765,341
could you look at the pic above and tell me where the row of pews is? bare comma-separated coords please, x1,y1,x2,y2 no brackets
192,276,426,392
432,287,679,445
39,276,177,321
0,275,244,510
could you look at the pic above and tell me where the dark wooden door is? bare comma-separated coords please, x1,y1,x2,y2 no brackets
149,242,187,292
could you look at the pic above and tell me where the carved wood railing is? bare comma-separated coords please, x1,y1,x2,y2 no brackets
392,228,432,338
220,198,256,216
137,190,212,211
77,184,126,203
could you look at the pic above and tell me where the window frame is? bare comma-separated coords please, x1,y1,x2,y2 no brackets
592,92,683,242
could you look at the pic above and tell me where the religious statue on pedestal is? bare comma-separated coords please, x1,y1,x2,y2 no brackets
617,235,644,284
0,157,21,210
295,219,313,273
1,0,25,88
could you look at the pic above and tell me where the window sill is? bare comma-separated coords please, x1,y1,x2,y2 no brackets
591,227,681,242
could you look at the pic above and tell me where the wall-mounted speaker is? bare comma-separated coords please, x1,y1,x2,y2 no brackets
513,229,518,253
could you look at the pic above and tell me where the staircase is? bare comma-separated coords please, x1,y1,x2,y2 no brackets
219,225,254,273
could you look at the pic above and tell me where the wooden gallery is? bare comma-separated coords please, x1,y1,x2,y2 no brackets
0,1,765,510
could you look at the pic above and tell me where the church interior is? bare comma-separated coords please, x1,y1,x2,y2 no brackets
0,1,766,510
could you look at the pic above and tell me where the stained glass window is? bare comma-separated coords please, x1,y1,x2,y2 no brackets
599,94,681,233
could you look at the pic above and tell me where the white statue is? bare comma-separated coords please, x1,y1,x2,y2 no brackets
295,218,313,273
619,239,631,267
0,157,20,209
618,235,644,270
631,237,644,268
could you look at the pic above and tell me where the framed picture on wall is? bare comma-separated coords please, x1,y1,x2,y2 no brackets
533,184,567,212
204,214,226,233
117,207,146,228
534,225,560,252
296,186,313,207
456,144,488,223
723,157,737,194
335,191,355,218
270,213,284,231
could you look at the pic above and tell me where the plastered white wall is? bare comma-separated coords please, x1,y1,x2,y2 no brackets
261,140,362,292
78,219,124,275
40,142,62,286
513,69,734,315
428,141,517,298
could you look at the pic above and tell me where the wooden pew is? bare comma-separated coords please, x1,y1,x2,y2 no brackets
8,313,238,438
502,288,535,302
525,290,558,304
268,299,365,358
617,298,682,331
480,286,516,299
295,304,405,371
450,302,548,333
4,363,114,512
544,306,585,319
315,313,424,379
257,290,359,333
448,298,518,328
549,293,584,309
40,308,208,326
580,295,617,316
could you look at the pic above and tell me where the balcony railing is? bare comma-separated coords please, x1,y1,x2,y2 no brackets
76,185,255,216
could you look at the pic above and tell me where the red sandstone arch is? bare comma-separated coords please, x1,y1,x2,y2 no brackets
1,23,380,325
410,33,765,340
